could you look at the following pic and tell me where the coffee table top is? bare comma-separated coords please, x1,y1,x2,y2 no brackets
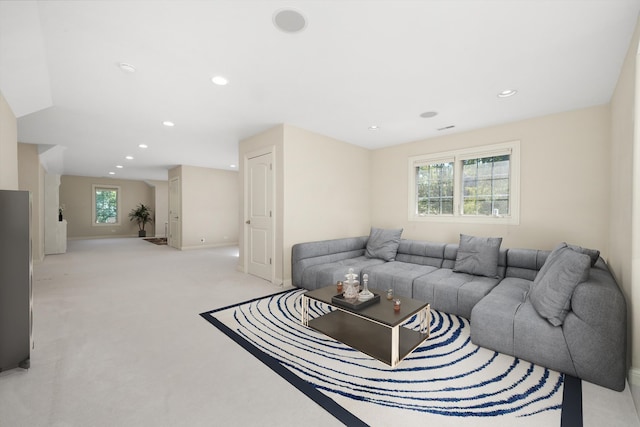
302,285,429,327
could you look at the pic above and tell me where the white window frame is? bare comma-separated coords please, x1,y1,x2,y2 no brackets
408,141,520,225
92,184,121,226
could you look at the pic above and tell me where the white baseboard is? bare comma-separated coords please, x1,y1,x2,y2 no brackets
180,242,238,251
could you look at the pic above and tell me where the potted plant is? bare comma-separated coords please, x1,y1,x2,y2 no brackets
128,203,153,237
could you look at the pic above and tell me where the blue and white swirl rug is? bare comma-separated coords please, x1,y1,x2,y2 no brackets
200,289,580,427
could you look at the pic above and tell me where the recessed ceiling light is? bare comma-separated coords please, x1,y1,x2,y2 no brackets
125,156,134,160
230,164,237,168
108,171,115,175
273,9,307,33
138,144,148,149
497,89,518,98
420,111,438,118
368,125,379,131
118,62,136,73
162,121,175,127
211,76,228,86
116,165,123,169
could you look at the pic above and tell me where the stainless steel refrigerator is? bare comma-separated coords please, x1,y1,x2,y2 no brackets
0,190,32,371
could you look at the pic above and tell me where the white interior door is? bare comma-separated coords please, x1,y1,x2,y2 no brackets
247,153,273,281
168,177,181,249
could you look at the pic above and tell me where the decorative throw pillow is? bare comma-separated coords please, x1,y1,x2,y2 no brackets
567,243,600,267
365,227,403,261
529,243,591,326
453,234,503,278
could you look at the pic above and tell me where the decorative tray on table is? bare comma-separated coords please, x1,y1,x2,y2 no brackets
331,292,381,310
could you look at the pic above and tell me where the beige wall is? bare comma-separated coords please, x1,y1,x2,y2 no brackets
282,125,371,282
610,16,640,382
60,175,155,238
371,105,611,253
0,91,18,190
18,143,45,263
178,165,239,249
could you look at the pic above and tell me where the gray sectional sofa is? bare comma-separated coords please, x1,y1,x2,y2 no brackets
291,234,627,391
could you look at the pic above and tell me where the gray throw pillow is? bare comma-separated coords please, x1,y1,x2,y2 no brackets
567,243,600,267
529,243,591,326
365,227,403,261
453,234,503,278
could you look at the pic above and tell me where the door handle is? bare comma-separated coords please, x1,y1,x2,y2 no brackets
245,220,251,224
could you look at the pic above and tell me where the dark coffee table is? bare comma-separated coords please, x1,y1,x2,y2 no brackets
300,285,430,367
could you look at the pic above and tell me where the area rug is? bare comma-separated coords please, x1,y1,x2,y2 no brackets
143,237,167,245
200,289,581,427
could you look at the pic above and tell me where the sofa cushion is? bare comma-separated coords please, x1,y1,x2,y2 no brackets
362,262,437,298
470,277,533,355
453,234,502,278
513,301,576,376
529,243,591,326
365,227,403,261
395,240,446,267
412,268,500,319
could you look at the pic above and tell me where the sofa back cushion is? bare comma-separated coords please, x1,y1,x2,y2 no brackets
505,248,550,281
395,239,446,268
291,236,368,286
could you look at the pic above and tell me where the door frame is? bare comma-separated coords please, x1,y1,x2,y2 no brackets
168,176,181,250
243,146,277,284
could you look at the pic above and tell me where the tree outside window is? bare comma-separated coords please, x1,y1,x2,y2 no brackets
416,162,454,215
93,185,120,225
462,155,510,216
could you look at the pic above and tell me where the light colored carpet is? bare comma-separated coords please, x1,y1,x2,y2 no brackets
0,238,637,426
0,238,341,427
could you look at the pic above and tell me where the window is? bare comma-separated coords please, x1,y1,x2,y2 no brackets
408,141,520,224
93,185,121,225
461,155,510,216
416,160,454,215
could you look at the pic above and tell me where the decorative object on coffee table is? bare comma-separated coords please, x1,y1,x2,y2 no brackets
331,291,380,310
358,273,374,301
342,268,360,301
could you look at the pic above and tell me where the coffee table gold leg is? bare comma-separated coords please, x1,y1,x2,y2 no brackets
391,326,399,367
419,304,431,336
301,295,309,326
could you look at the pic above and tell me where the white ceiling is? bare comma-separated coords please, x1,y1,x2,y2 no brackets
1,0,639,181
